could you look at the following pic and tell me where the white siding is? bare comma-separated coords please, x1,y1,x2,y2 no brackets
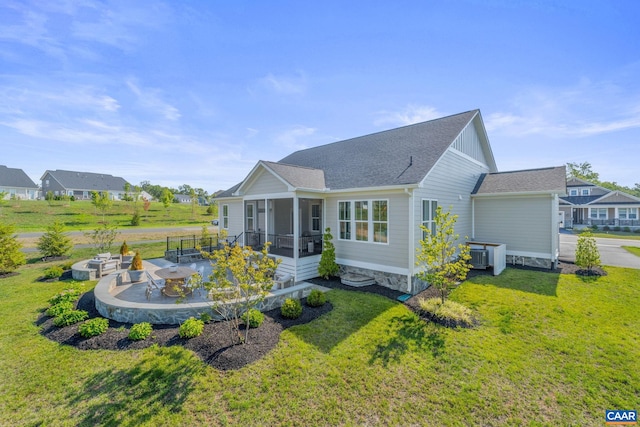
243,169,288,195
473,195,553,255
412,149,490,272
451,123,488,165
223,200,244,239
325,191,409,271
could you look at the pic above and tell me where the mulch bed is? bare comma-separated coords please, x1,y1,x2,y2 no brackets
39,260,600,370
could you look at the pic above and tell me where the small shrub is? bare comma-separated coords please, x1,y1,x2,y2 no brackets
623,226,631,233
79,318,109,337
120,241,129,255
590,224,599,231
43,265,64,279
60,261,74,270
128,322,153,341
418,297,476,328
241,308,264,328
206,205,214,215
306,289,326,307
53,310,88,327
46,301,74,317
281,298,302,319
130,212,140,226
634,228,640,234
49,289,81,305
179,317,204,338
603,225,610,231
199,312,212,323
613,226,621,232
130,251,143,271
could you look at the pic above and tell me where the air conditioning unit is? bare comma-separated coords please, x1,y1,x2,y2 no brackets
470,249,489,269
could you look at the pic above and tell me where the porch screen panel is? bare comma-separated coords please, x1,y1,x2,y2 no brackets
312,204,321,232
246,204,255,231
339,201,351,239
373,200,388,243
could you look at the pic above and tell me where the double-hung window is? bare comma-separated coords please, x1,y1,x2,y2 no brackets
590,208,607,219
422,199,438,239
338,200,388,243
619,208,638,220
222,204,229,229
569,189,578,196
581,189,590,196
246,203,254,231
339,201,351,240
311,204,321,232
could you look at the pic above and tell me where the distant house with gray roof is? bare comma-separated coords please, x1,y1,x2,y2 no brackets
40,170,129,200
0,165,39,200
559,177,640,228
215,110,566,294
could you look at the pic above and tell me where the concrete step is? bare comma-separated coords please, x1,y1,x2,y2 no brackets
340,273,375,287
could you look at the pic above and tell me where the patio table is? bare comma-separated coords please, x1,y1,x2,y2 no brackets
155,266,197,297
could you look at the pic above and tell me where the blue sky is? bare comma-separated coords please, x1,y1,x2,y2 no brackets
1,0,639,193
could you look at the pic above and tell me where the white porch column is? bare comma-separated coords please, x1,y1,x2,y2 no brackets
293,195,299,259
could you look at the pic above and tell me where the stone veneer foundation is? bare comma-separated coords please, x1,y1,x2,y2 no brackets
94,271,319,325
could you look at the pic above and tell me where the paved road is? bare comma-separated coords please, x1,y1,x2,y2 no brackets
559,232,640,269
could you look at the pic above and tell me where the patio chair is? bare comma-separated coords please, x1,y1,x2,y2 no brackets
145,271,165,300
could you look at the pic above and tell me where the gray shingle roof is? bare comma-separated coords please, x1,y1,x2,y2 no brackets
472,166,567,195
0,165,38,188
278,110,480,190
560,195,602,205
42,170,129,191
262,161,326,190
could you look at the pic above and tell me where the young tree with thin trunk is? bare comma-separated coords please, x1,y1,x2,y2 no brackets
205,242,280,345
575,229,601,274
91,191,113,223
37,221,73,259
416,206,472,304
0,223,26,275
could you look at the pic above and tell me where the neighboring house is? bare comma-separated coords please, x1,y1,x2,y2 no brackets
560,177,640,228
215,110,566,294
174,194,192,203
40,170,129,200
0,165,39,200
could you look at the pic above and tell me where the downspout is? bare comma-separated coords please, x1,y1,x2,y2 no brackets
405,188,414,294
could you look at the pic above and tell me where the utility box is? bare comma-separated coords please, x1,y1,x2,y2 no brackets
467,242,507,275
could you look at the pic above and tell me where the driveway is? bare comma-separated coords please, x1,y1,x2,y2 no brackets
559,231,640,269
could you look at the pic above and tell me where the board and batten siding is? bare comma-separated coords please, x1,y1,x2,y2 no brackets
325,191,409,273
473,195,553,255
242,169,288,196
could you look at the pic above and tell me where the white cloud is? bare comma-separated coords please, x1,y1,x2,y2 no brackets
126,79,181,121
259,72,307,95
486,80,640,138
374,105,444,127
274,125,316,149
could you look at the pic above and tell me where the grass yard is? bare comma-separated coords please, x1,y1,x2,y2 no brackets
1,258,638,425
572,229,640,241
0,199,216,232
623,246,640,258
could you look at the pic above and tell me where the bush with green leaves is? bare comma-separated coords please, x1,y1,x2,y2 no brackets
179,317,204,338
635,228,640,234
418,297,476,328
53,310,88,327
318,228,340,279
199,312,212,323
79,318,109,338
240,308,264,328
46,301,74,317
575,230,601,274
281,298,302,319
306,289,326,307
37,221,73,259
623,226,631,233
49,288,82,305
0,222,26,274
613,226,621,232
130,211,141,226
128,322,153,341
590,224,599,231
43,265,64,279
603,225,610,231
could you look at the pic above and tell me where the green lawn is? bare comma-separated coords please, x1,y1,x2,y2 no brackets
572,229,640,241
1,257,638,425
0,200,216,232
623,246,640,258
